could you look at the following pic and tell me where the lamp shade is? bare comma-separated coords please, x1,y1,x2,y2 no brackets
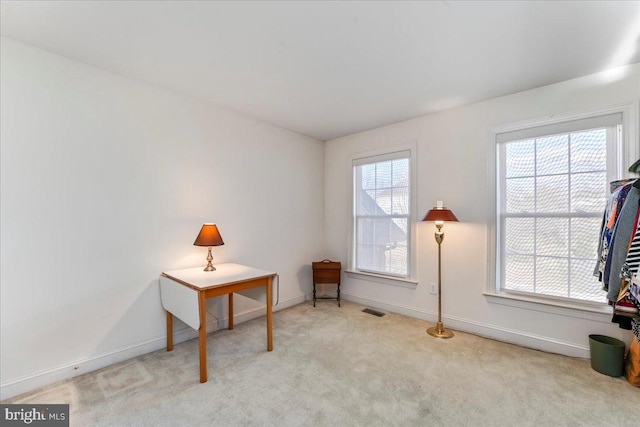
193,224,224,247
422,207,459,222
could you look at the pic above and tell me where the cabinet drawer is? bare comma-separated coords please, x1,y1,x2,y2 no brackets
313,269,340,284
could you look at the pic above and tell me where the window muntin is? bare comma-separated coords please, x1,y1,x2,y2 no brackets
353,151,411,277
497,124,619,304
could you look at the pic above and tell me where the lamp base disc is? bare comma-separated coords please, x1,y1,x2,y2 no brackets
427,326,454,339
203,264,216,272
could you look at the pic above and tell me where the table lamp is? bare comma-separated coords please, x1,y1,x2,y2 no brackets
193,223,224,271
422,201,458,338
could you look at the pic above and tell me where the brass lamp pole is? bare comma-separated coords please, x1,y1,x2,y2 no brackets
422,202,459,339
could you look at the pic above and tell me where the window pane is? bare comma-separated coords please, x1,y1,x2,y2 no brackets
505,218,534,254
571,259,607,302
392,159,409,186
357,218,374,245
536,175,568,212
536,257,568,297
390,218,408,242
376,161,392,188
504,254,534,292
506,140,535,178
375,189,392,214
571,129,607,173
356,218,408,275
392,187,409,214
356,243,375,271
356,189,378,215
536,134,568,175
373,218,390,246
570,172,606,213
570,217,601,259
388,243,408,276
361,164,376,190
357,243,388,272
389,217,408,274
537,218,568,257
506,177,535,213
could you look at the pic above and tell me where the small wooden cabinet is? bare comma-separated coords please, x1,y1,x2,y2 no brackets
312,259,341,307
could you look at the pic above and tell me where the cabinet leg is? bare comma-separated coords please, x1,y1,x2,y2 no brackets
313,283,316,307
337,284,341,307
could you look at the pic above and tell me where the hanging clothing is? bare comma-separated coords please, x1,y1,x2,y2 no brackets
622,208,640,276
631,275,640,307
605,187,640,302
595,179,640,330
596,182,634,284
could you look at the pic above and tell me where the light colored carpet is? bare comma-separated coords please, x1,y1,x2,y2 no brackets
4,301,639,426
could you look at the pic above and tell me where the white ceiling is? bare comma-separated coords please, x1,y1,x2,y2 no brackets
2,1,640,141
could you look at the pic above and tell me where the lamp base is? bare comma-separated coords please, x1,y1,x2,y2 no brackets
427,322,454,339
203,247,216,271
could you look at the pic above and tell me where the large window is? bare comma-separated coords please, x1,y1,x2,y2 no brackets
353,150,411,278
496,113,623,304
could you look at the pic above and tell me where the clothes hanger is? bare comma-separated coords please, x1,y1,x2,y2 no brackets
612,160,640,190
629,159,640,174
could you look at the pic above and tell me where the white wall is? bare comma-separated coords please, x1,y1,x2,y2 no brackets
325,64,640,358
0,38,325,399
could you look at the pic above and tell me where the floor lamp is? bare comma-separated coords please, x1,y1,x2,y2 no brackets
422,201,459,339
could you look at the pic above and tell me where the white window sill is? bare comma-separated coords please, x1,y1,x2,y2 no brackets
345,270,418,289
483,291,613,322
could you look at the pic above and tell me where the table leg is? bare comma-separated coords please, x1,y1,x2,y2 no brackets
228,292,234,330
166,311,173,351
266,278,273,351
198,291,207,383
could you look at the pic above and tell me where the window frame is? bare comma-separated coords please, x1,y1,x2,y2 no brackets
347,144,418,287
487,102,639,313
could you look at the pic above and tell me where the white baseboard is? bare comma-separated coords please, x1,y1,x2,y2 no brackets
341,293,590,359
0,294,306,401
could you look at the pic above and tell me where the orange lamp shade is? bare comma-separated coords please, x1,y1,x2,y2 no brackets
193,224,224,247
422,208,459,222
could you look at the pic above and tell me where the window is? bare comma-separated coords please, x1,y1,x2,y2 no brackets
352,150,411,278
495,112,625,304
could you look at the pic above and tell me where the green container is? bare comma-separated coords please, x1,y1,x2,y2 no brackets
588,334,625,377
